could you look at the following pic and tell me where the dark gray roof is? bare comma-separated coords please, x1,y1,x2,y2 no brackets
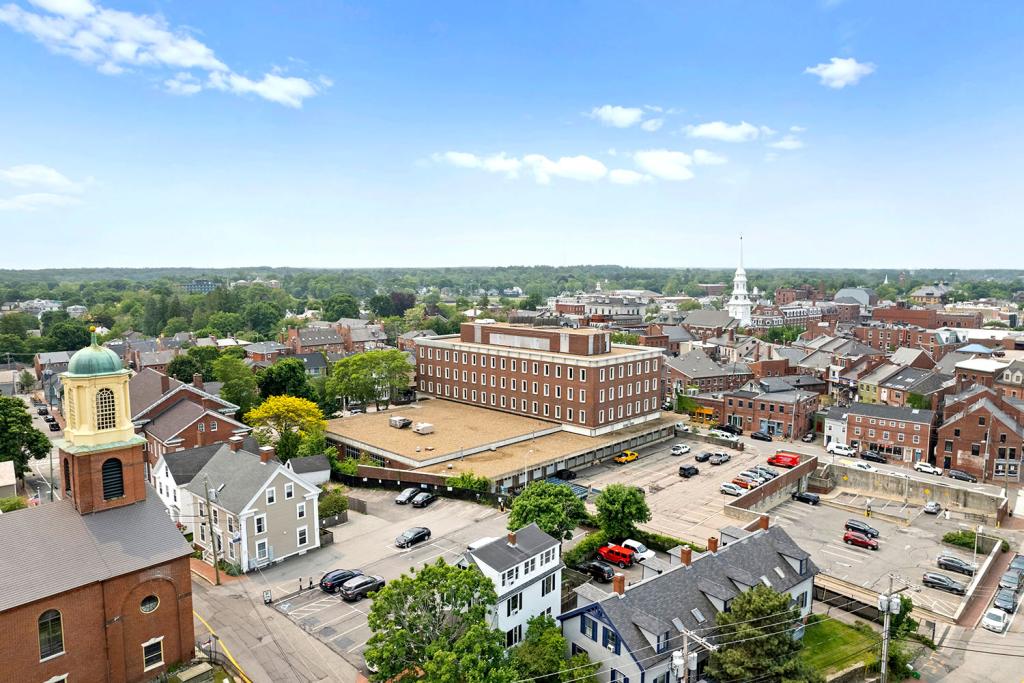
246,341,288,354
573,526,816,669
0,487,193,612
185,446,284,514
660,325,696,343
162,436,261,485
467,522,558,572
288,454,330,474
138,349,178,366
293,352,328,371
664,348,729,379
881,368,951,395
297,328,344,345
681,310,737,329
847,401,934,423
129,368,183,417
399,330,438,340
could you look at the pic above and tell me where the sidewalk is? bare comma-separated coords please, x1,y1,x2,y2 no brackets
190,558,241,586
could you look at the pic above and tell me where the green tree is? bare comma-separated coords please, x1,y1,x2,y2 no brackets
365,559,499,681
0,333,28,357
17,369,36,393
421,623,518,683
244,301,283,337
166,354,203,383
245,395,325,460
0,396,51,478
610,331,640,345
258,357,313,399
0,496,27,512
707,584,822,683
46,320,91,351
0,311,36,338
510,615,599,683
161,316,190,336
508,481,587,540
310,374,341,417
449,471,491,492
676,394,700,414
323,293,360,321
594,483,651,541
906,392,931,410
328,349,414,410
40,309,70,334
185,345,221,380
206,311,246,336
212,354,260,416
297,427,329,457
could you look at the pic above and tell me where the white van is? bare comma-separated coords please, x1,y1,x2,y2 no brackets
826,442,857,456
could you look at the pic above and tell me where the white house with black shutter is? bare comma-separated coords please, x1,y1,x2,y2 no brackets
463,523,563,647
558,525,817,683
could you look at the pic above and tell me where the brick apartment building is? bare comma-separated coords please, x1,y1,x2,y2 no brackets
414,323,663,436
997,360,1024,399
774,284,823,306
871,305,982,329
938,386,1024,480
694,382,819,438
678,309,738,341
285,325,347,354
245,341,288,364
0,337,194,683
662,348,752,397
954,358,1009,391
853,325,965,359
845,402,935,465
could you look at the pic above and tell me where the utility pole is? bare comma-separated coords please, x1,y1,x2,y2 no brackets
203,474,221,586
682,630,689,683
879,574,894,683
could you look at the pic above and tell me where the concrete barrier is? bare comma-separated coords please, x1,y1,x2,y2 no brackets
723,455,819,522
675,430,746,451
954,542,1002,624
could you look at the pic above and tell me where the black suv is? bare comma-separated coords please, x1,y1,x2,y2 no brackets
947,469,978,483
791,491,820,506
678,465,699,479
694,451,713,463
555,469,577,480
713,424,743,436
937,555,975,577
575,560,615,583
320,568,363,593
844,519,879,538
995,588,1018,613
340,575,385,602
860,450,887,464
923,572,967,595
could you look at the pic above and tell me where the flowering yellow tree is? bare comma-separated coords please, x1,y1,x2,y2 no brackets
245,395,326,460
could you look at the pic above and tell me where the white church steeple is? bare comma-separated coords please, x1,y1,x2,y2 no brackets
727,236,753,326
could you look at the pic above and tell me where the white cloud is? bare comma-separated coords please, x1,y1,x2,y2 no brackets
588,104,644,128
164,71,200,96
632,149,694,181
692,149,728,166
764,152,779,163
0,192,81,211
608,169,650,185
790,125,807,133
523,154,607,184
0,163,82,192
0,0,327,107
769,135,804,150
684,121,763,143
640,118,664,132
431,151,522,178
804,57,875,89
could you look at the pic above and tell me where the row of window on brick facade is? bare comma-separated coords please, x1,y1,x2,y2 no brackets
37,606,165,672
419,346,657,380
852,427,922,444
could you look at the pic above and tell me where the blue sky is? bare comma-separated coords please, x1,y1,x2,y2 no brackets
1,0,1022,270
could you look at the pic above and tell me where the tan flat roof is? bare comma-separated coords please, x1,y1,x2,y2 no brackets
325,400,557,463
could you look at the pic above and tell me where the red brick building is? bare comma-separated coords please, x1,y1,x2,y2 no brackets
954,358,1009,392
852,325,964,359
997,360,1024,400
662,348,752,397
0,339,194,683
285,325,347,354
845,402,935,466
871,305,983,329
937,390,1024,480
415,323,663,436
694,383,819,438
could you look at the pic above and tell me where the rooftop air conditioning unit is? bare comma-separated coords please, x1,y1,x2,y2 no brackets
413,422,434,435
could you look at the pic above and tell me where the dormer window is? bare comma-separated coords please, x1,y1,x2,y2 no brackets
656,631,671,653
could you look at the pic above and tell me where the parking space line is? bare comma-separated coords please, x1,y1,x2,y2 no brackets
347,637,371,654
311,609,363,632
328,620,370,642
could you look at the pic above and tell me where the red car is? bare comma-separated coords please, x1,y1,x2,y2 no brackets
597,544,635,568
843,531,879,550
731,477,756,490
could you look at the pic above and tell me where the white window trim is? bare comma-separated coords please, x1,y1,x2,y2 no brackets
285,483,294,499
141,635,165,672
266,487,276,505
43,676,69,683
254,514,267,535
297,525,309,547
297,502,306,519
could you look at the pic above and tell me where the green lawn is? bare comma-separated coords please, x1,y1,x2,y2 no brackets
799,615,880,674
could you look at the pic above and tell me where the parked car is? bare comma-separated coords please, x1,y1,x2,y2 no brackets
710,431,740,443
914,461,943,476
676,423,693,433
999,569,1024,592
731,477,757,490
36,407,49,416
750,431,773,442
395,527,431,548
575,560,615,583
622,539,655,562
670,444,691,456
678,465,699,478
395,487,420,505
709,452,732,466
340,575,385,602
947,469,978,483
826,443,857,456
845,460,877,473
844,519,879,538
738,470,766,485
995,588,1019,614
937,555,975,576
982,608,1009,632
720,482,744,497
860,450,887,464
1009,554,1024,573
411,492,437,508
43,415,56,423
767,453,801,468
791,491,820,505
922,572,966,595
923,501,942,515
614,450,639,464
597,544,635,568
319,568,363,593
801,432,816,443
694,451,713,463
48,422,60,431
554,468,577,480
348,405,366,415
843,531,879,550
713,424,743,436
753,465,779,480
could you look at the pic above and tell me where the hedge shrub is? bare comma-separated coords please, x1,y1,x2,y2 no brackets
943,529,1010,553
0,496,27,513
449,471,491,492
332,457,358,476
631,528,705,554
564,531,607,567
319,489,349,518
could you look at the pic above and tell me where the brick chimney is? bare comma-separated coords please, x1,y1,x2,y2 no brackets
228,436,244,452
758,515,770,531
160,372,170,393
680,546,692,567
507,531,517,547
708,536,719,553
192,373,203,390
612,573,625,596
259,445,275,463
728,328,735,342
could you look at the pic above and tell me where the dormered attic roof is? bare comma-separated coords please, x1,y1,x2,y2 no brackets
466,523,559,573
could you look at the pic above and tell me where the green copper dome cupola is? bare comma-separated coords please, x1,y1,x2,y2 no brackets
66,328,124,376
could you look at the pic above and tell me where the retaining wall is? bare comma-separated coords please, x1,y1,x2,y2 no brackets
723,455,820,523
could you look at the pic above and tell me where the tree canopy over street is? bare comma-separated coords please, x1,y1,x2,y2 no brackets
507,481,587,540
594,483,651,540
328,349,414,409
0,396,51,479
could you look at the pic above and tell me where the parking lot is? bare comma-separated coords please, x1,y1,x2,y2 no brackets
256,490,512,671
572,434,778,543
771,499,975,618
